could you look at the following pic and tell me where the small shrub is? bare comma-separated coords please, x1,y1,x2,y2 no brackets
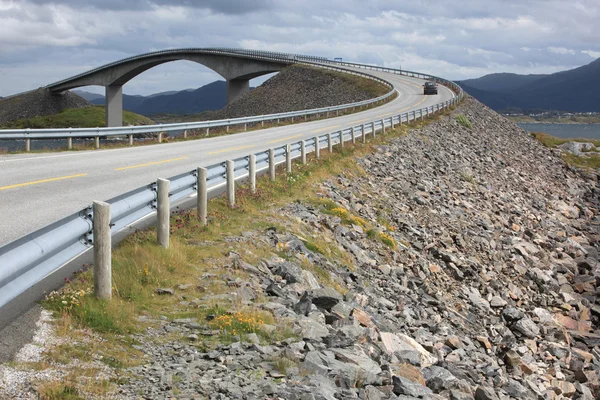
456,114,472,129
378,232,397,249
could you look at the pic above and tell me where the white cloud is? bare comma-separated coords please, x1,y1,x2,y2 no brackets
548,46,575,55
0,0,599,96
582,50,600,58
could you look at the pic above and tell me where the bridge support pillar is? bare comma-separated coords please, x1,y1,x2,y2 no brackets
227,78,250,104
105,85,123,127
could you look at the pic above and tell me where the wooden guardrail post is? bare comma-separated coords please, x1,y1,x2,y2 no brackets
314,136,320,159
197,167,207,226
93,200,111,300
362,124,366,143
301,141,306,165
226,160,235,207
67,137,72,150
269,148,276,180
340,131,345,149
128,134,134,146
381,119,385,134
25,139,31,152
328,133,333,153
351,127,356,144
286,144,292,173
95,136,100,149
157,178,170,248
183,130,188,139
249,154,256,193
372,122,376,138
390,116,395,130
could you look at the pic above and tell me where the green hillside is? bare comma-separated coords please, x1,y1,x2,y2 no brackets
1,106,154,129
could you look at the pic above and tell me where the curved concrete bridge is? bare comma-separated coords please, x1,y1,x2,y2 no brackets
46,49,296,127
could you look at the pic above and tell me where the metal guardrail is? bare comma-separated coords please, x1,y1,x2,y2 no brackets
0,53,463,309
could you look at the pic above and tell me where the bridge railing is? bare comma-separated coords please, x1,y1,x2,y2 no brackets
0,53,464,311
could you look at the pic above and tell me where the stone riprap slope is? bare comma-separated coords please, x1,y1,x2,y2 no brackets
0,88,90,125
189,64,389,121
2,98,598,399
114,98,598,399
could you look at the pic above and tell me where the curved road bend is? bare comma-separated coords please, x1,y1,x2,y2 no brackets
0,68,455,246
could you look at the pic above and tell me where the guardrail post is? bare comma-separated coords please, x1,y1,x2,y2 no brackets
183,130,188,139
314,136,320,159
67,137,72,150
381,119,385,134
301,140,306,164
269,148,276,180
390,116,395,130
372,122,376,138
351,127,356,143
197,167,207,226
340,131,345,148
400,114,404,126
95,136,100,149
157,178,170,249
286,144,292,173
128,134,133,146
25,138,31,152
249,154,256,193
362,124,366,143
420,109,424,121
244,123,247,131
226,160,235,207
328,133,333,153
206,128,210,137
158,132,163,143
93,200,111,300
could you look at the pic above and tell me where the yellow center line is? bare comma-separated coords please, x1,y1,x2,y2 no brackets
0,173,88,191
398,96,428,112
311,125,340,133
207,145,255,155
352,118,371,124
375,113,391,118
266,134,302,144
115,156,189,171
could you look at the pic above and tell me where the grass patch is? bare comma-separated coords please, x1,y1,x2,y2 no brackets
456,114,472,129
532,132,600,148
1,106,153,129
531,132,600,170
37,381,82,400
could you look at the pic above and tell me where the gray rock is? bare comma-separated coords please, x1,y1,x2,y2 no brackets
423,366,458,392
392,375,433,397
474,386,499,400
512,318,540,338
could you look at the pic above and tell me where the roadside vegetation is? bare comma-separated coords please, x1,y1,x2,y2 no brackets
505,114,600,124
0,106,154,129
12,104,454,398
532,132,600,169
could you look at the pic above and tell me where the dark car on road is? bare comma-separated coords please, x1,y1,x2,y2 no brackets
423,81,438,95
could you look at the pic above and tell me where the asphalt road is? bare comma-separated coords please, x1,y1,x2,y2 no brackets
0,68,455,246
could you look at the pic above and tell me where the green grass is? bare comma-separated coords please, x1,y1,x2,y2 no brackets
532,132,600,148
456,114,472,129
1,106,153,129
506,114,600,124
532,132,600,170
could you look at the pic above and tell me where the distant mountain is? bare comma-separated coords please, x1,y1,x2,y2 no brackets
457,58,600,113
80,81,227,116
459,73,547,93
72,90,104,102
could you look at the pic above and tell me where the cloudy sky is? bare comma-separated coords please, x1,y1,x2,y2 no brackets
1,0,598,96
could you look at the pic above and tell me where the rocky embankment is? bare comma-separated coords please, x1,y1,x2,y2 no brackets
2,97,598,399
0,88,90,125
188,65,389,121
114,98,599,399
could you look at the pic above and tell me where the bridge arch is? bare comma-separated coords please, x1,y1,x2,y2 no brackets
47,49,291,126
